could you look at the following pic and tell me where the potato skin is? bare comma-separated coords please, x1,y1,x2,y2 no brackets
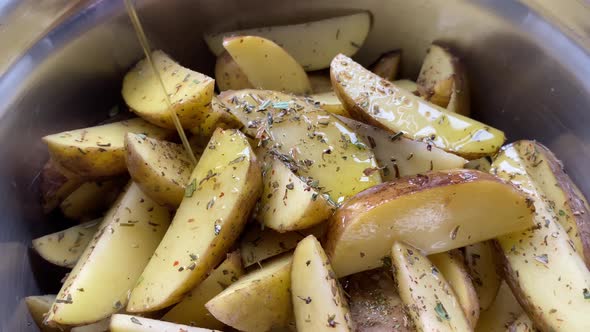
40,159,83,213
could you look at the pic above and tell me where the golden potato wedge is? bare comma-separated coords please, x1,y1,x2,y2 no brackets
25,295,61,332
204,13,371,71
215,51,253,91
308,72,333,93
506,313,538,332
122,50,215,129
40,159,84,213
475,282,523,332
326,169,535,277
417,43,470,115
32,219,100,268
292,235,353,332
188,96,242,140
369,50,401,81
124,133,194,207
223,36,311,94
70,319,110,332
307,92,350,117
219,89,382,204
429,250,479,327
111,314,219,332
240,225,304,267
43,118,172,177
346,269,413,332
337,116,467,180
127,129,261,312
393,79,419,94
162,251,244,329
465,157,492,172
330,54,504,159
206,254,293,332
45,182,171,326
391,241,473,332
491,141,590,332
464,241,501,311
60,178,126,220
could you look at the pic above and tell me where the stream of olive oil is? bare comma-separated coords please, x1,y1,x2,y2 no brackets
124,0,197,165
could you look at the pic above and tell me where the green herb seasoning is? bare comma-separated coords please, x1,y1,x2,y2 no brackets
185,179,197,197
434,302,450,320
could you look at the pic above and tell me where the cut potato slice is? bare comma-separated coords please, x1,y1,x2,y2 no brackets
40,159,83,213
465,157,492,172
60,178,125,220
25,295,60,332
506,313,538,332
219,89,382,204
475,282,523,332
188,96,242,139
223,36,311,94
307,92,350,117
464,241,501,311
127,129,261,312
369,50,401,81
491,141,590,332
46,182,172,326
393,79,419,94
429,250,479,328
309,72,333,93
162,251,244,329
43,118,172,177
124,133,194,207
215,51,253,91
325,169,535,277
32,219,101,268
206,254,293,332
417,43,470,115
240,225,304,268
110,314,219,332
337,116,466,180
292,235,353,332
204,13,371,71
70,318,110,332
391,241,472,332
346,269,413,332
122,50,215,129
330,54,504,159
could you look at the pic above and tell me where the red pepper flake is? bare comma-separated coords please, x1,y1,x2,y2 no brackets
173,261,179,267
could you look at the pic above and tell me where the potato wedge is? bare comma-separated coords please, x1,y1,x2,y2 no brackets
122,50,215,129
110,314,219,332
124,133,194,207
506,313,538,332
70,319,110,332
188,96,242,140
307,92,350,117
43,118,172,177
393,79,419,94
429,250,479,327
40,159,84,213
391,241,473,332
417,43,470,115
309,72,333,93
337,116,467,180
127,129,261,312
346,269,413,332
240,225,304,267
32,219,101,268
215,51,253,91
330,54,504,159
206,254,293,332
219,89,382,204
465,157,492,172
292,235,353,332
45,182,171,326
464,241,501,311
475,282,523,332
204,13,371,71
60,179,125,220
162,251,244,329
25,295,61,332
326,169,535,277
491,142,590,332
369,50,401,81
223,36,311,94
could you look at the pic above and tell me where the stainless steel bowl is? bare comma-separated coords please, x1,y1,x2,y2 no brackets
1,0,589,330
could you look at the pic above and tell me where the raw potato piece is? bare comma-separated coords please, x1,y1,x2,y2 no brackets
465,157,492,172
25,295,61,332
506,313,539,332
393,79,419,94
337,116,466,180
464,241,501,311
417,43,470,115
110,314,219,332
124,133,194,207
240,225,304,267
43,118,172,177
40,159,83,213
258,157,334,232
128,129,261,312
392,242,473,332
162,251,244,329
204,13,371,71
220,89,382,204
331,54,504,159
215,51,253,91
369,50,401,81
429,250,479,327
122,50,215,129
308,92,351,117
475,282,523,332
32,219,101,268
492,142,590,332
46,182,172,326
71,319,110,332
60,179,125,220
188,96,242,139
291,235,353,332
223,36,311,94
206,255,293,332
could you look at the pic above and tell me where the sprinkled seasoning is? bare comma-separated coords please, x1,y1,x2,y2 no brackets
327,314,338,327
534,254,549,265
434,302,450,320
389,132,403,141
207,198,216,210
583,288,590,299
185,179,197,197
272,101,290,110
130,317,142,325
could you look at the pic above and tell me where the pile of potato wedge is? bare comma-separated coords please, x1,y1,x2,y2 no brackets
28,11,590,332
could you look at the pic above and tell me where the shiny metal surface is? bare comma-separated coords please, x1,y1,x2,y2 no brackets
0,0,589,330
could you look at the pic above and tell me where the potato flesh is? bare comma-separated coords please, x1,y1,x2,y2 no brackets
40,159,83,213
464,241,501,311
220,89,382,204
214,51,253,91
474,282,522,332
507,313,538,332
292,235,353,332
240,225,304,267
60,179,125,220
308,92,351,117
204,13,371,71
188,96,242,139
369,50,401,81
465,157,492,172
492,142,590,332
46,182,172,325
25,295,60,332
326,169,535,277
127,129,261,312
391,241,473,332
122,50,215,129
110,314,218,332
330,54,504,159
393,79,419,94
